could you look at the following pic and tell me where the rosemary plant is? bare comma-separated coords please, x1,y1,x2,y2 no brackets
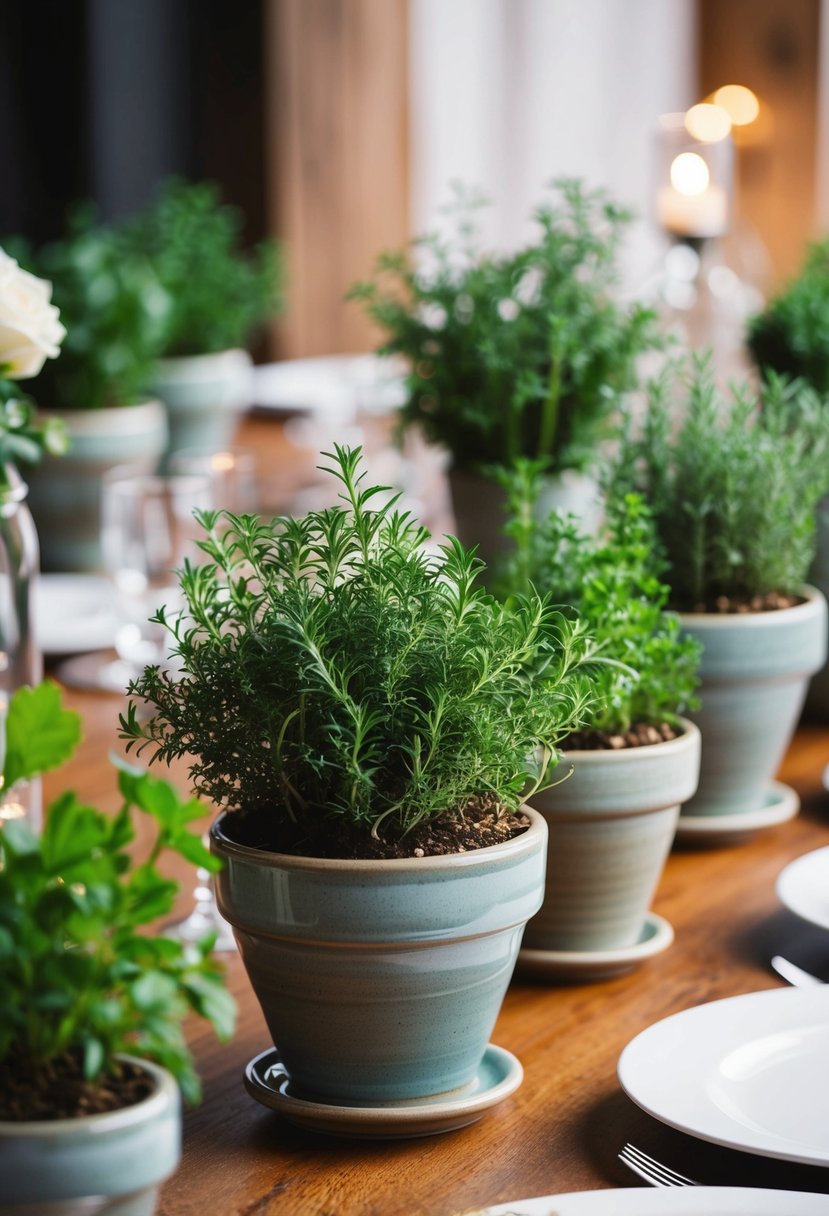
348,179,658,473
611,358,829,610
497,464,699,737
121,447,598,851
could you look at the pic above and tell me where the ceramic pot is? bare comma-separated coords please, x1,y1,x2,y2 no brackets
448,466,602,573
211,807,547,1104
149,348,253,463
679,586,828,817
524,721,700,953
0,1057,180,1215
27,400,167,572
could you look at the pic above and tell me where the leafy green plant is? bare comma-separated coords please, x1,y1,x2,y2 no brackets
748,239,829,393
121,446,599,849
0,395,68,478
0,682,235,1114
497,464,700,736
13,209,171,410
348,179,658,473
125,178,282,357
610,358,829,610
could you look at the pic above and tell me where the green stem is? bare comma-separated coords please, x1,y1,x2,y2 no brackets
538,350,562,463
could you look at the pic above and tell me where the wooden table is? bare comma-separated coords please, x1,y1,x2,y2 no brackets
43,415,829,1215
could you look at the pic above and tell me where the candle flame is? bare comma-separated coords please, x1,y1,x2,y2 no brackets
713,84,760,127
670,153,710,197
685,103,731,143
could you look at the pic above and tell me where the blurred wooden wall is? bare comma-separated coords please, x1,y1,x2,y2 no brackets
265,0,410,358
698,0,821,283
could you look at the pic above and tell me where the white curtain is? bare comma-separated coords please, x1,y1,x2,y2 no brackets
409,0,697,285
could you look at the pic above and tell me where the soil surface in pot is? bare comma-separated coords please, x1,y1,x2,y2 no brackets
565,721,679,751
223,797,530,861
0,1051,154,1121
684,592,802,613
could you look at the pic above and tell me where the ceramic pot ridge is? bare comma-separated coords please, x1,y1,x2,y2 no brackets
0,1056,180,1215
211,806,547,1104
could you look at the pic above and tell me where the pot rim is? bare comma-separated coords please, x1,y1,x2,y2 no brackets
557,716,700,765
677,584,825,629
0,1055,177,1137
211,803,546,875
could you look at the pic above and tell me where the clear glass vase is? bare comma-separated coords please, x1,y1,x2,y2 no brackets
0,462,42,829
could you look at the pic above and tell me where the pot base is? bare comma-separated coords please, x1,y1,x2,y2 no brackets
517,912,673,983
675,781,798,847
243,1043,522,1138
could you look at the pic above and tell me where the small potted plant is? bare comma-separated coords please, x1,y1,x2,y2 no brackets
612,357,829,841
748,240,829,716
13,208,171,570
496,468,701,975
127,178,282,459
121,446,598,1125
0,682,235,1213
348,179,658,566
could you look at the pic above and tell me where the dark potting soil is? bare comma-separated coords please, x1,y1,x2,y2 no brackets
0,1051,154,1122
687,591,803,614
223,795,530,860
564,720,680,751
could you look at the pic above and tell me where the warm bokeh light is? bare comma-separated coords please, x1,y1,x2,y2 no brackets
685,103,732,143
713,84,760,127
670,152,710,197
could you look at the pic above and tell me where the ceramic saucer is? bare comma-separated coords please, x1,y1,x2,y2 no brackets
675,780,799,846
243,1043,522,1139
517,912,673,982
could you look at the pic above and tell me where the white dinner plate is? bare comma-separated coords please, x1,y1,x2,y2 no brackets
35,574,118,656
618,987,829,1166
252,354,406,416
480,1189,829,1214
777,846,829,932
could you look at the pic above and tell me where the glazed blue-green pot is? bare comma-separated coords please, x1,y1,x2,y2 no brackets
0,1057,180,1215
211,807,547,1104
27,400,168,572
149,348,252,464
679,587,827,817
525,721,700,953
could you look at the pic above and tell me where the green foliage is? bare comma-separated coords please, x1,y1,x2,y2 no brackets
0,685,235,1104
610,358,829,609
348,179,658,472
3,680,82,788
0,394,68,478
121,446,599,841
497,465,700,734
125,178,283,357
748,239,829,393
15,208,171,410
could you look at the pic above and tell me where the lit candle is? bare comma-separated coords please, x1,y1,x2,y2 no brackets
657,151,728,239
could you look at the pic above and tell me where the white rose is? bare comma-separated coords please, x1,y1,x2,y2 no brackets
0,248,66,380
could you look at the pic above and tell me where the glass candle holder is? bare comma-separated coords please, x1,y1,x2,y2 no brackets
654,111,734,241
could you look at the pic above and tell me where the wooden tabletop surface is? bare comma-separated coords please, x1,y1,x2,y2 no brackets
43,413,829,1215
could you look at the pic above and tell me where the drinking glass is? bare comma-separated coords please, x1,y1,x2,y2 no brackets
100,467,214,683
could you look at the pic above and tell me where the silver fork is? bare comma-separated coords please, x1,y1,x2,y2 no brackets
618,1142,700,1187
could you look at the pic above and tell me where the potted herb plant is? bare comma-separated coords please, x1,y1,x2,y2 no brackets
612,358,829,841
496,468,700,975
127,178,282,460
0,682,235,1214
121,446,597,1123
348,179,658,566
748,241,829,717
13,208,171,570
